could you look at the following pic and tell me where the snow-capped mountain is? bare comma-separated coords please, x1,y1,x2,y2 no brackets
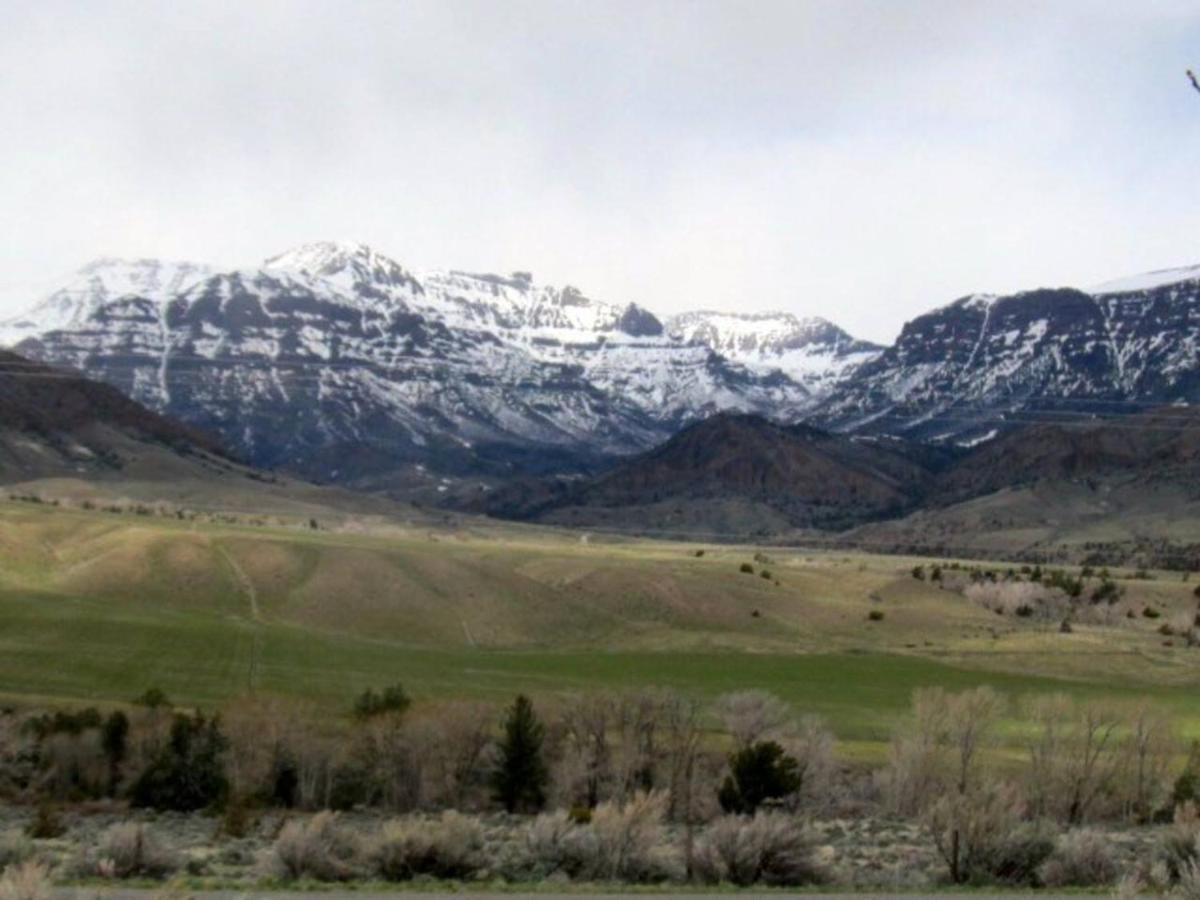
0,258,213,344
666,310,882,392
1,242,817,487
816,269,1200,444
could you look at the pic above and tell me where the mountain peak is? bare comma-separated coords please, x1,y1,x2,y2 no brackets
665,309,882,386
264,241,419,295
265,240,388,273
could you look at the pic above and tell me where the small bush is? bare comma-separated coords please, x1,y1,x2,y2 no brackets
24,806,63,840
134,688,170,709
0,830,32,870
1155,822,1200,883
740,563,754,574
371,812,484,881
1144,607,1162,619
1039,829,1119,887
0,862,50,900
516,810,578,879
352,684,411,720
271,812,366,882
583,791,679,883
510,795,679,883
978,822,1057,885
867,609,885,621
86,823,179,880
220,801,255,839
693,812,826,886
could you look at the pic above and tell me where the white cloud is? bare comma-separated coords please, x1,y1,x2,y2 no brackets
1,0,1198,341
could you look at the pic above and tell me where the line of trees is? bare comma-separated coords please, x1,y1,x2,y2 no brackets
3,684,1199,884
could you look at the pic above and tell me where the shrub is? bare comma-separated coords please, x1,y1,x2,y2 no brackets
516,810,578,878
740,563,754,574
759,569,772,580
1145,606,1162,619
924,781,1040,885
0,862,50,900
1155,819,1200,883
718,741,801,814
1039,829,1119,887
867,609,885,621
134,688,170,709
371,812,484,881
85,823,179,879
352,684,411,720
977,822,1058,886
24,806,63,840
271,812,366,882
220,800,254,839
0,830,32,870
693,812,827,886
582,790,679,883
508,795,678,884
1179,851,1200,900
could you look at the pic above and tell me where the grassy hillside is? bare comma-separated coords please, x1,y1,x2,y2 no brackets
2,498,1199,754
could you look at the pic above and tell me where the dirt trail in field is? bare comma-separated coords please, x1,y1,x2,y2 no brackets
214,543,262,692
216,544,260,622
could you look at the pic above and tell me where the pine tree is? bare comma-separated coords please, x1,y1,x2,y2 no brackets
492,694,548,813
718,740,802,814
100,710,129,796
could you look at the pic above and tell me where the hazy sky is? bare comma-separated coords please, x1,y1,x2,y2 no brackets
2,0,1199,342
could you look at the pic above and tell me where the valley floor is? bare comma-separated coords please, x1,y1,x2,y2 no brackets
1,497,1200,755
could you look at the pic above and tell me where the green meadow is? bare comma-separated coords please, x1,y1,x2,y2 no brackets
2,499,1199,756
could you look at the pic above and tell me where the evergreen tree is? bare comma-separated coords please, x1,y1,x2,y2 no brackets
718,740,802,814
130,712,228,811
492,694,548,813
100,710,129,796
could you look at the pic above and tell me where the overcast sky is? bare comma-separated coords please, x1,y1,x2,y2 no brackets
1,1,1198,342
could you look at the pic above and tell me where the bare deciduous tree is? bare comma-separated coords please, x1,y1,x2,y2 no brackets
1026,694,1125,824
1120,703,1176,823
715,690,792,749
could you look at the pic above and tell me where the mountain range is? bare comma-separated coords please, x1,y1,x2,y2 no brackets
0,243,867,493
3,241,1200,502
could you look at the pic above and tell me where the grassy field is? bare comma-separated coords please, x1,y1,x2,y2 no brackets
2,498,1199,756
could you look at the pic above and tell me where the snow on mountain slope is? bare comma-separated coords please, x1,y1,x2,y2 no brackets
1089,263,1200,295
2,243,818,487
13,242,1199,483
667,310,881,391
816,275,1200,445
0,259,212,345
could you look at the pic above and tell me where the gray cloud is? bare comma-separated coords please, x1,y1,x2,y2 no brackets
1,0,1198,341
